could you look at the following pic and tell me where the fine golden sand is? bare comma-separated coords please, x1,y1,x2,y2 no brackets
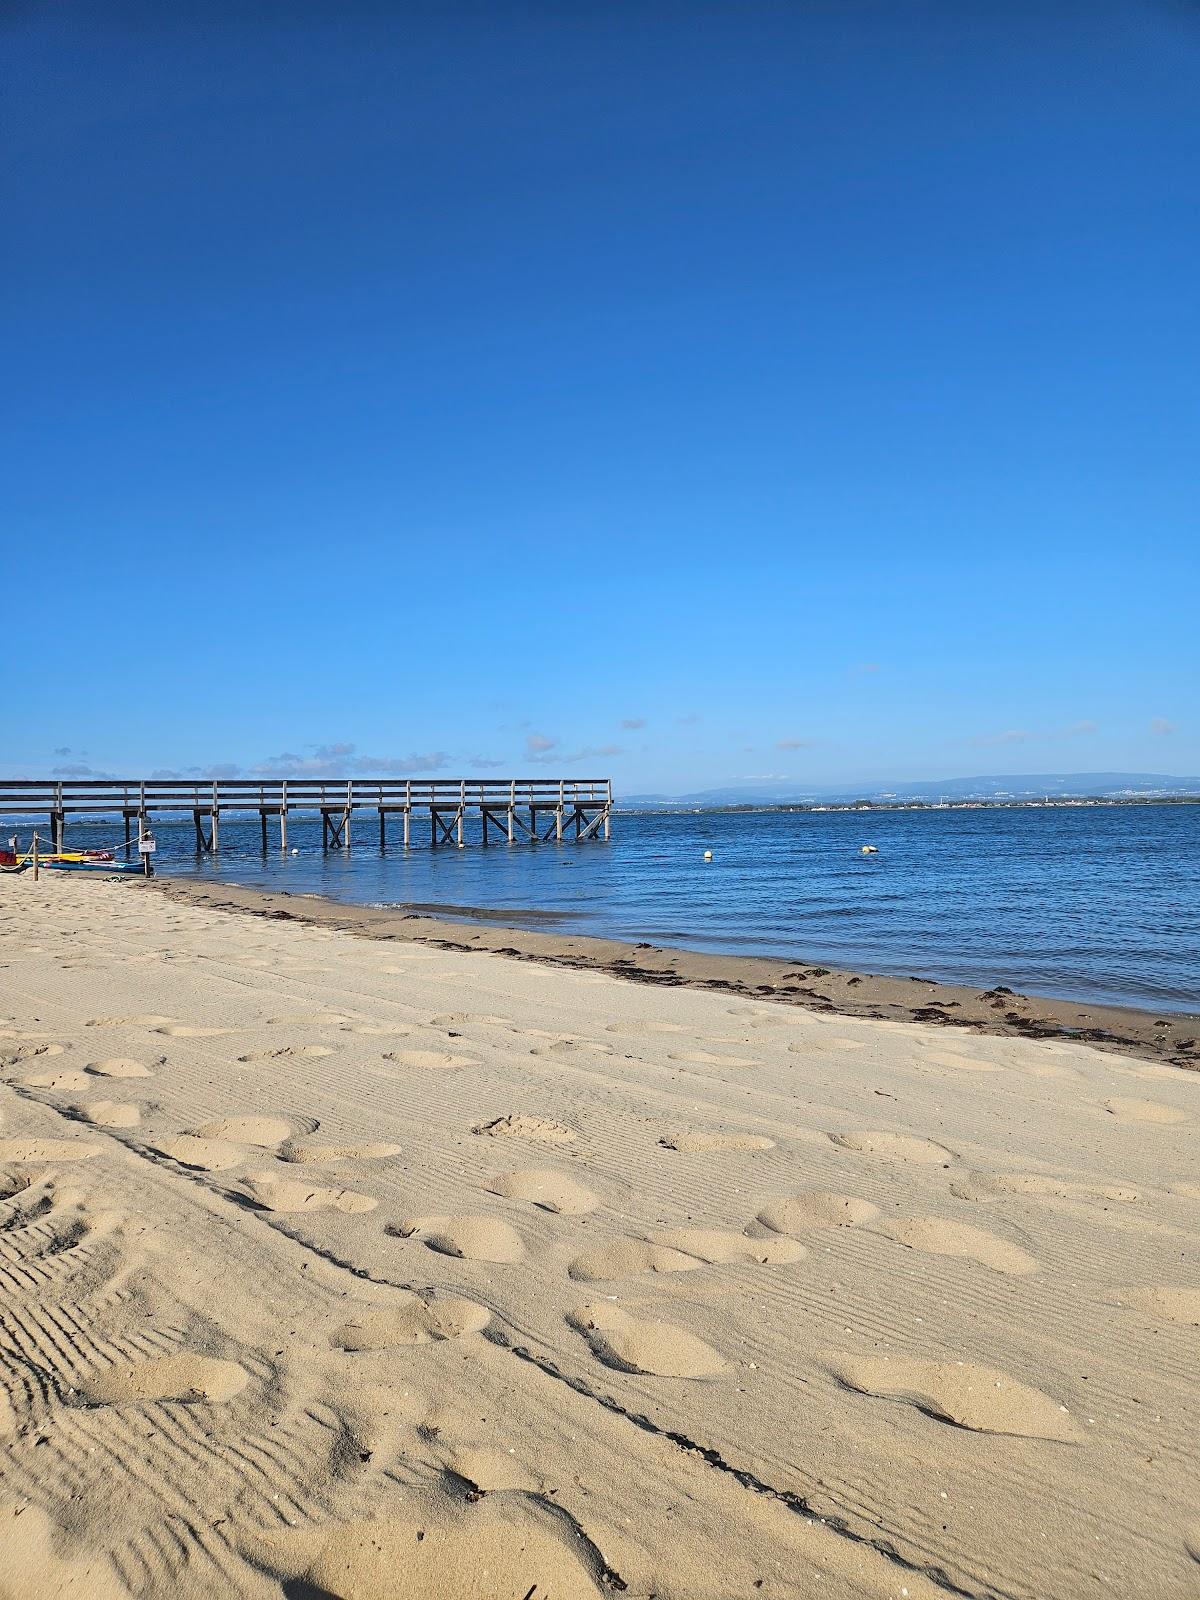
0,872,1198,1598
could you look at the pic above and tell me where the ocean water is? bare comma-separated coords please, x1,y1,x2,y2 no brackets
35,804,1200,1012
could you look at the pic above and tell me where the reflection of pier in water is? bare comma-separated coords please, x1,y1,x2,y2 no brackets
0,777,613,855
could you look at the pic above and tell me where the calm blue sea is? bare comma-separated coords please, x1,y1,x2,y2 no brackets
36,805,1200,1012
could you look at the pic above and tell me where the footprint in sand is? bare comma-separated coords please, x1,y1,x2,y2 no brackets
568,1302,726,1378
922,1049,1002,1074
828,1356,1079,1442
659,1129,775,1153
488,1169,598,1215
829,1130,956,1165
79,1354,248,1406
237,1045,334,1062
243,1175,378,1214
756,1192,880,1232
280,1141,401,1164
667,1049,759,1068
473,1114,576,1144
83,1101,141,1129
332,1292,490,1349
1170,1182,1200,1200
391,1215,524,1263
961,1172,1140,1205
86,1059,155,1081
154,1025,233,1039
86,1016,174,1029
569,1229,802,1281
23,1069,92,1092
1117,1287,1200,1325
192,1116,293,1146
0,1042,66,1067
875,1216,1038,1276
381,1048,479,1070
0,1138,102,1163
605,1019,685,1036
1103,1097,1190,1125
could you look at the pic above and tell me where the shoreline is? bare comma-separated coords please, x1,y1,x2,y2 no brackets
146,874,1199,1069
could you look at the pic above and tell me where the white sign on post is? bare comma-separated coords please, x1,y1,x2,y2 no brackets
138,834,157,855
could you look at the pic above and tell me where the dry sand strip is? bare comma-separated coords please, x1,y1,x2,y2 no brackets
151,876,1200,1071
0,872,1198,1599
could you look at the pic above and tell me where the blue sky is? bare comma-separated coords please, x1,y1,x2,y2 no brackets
4,1,1197,793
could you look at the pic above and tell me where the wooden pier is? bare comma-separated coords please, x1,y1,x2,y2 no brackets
0,777,612,855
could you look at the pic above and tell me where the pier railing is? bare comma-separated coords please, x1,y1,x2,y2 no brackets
0,777,613,852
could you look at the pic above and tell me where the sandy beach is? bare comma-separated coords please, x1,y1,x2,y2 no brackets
2,870,1199,1598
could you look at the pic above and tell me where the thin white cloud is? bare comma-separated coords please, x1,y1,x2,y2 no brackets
775,737,812,751
525,733,559,761
971,729,1031,747
1151,717,1175,736
621,717,646,730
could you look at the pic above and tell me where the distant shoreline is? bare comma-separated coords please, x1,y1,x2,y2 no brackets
617,794,1200,814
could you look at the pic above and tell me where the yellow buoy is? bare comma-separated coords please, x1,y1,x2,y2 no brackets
703,850,713,862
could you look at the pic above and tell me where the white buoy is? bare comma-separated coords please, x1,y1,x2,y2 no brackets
291,848,299,855
703,850,713,862
861,844,878,854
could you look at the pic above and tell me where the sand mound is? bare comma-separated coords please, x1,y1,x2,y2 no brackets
264,1491,607,1600
829,1357,1078,1441
877,1216,1038,1275
155,1134,245,1171
394,1214,525,1263
83,1101,141,1129
568,1302,727,1378
659,1130,775,1153
23,1069,92,1091
80,1354,248,1406
487,1168,598,1214
829,1130,956,1164
333,1293,490,1349
569,1238,704,1282
757,1192,880,1231
473,1114,576,1143
280,1141,401,1164
191,1116,291,1146
86,1058,153,1078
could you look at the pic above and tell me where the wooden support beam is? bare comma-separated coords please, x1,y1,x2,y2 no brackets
280,808,288,851
403,806,410,848
260,810,268,852
379,808,386,849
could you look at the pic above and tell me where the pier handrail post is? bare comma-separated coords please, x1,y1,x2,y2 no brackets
281,779,288,851
458,777,466,847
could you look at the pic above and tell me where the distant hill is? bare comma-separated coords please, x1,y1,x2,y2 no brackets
621,773,1200,807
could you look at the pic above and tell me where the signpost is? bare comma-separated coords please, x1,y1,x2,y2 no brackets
138,829,156,877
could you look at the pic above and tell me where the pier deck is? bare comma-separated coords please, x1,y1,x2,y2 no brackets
0,778,612,854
